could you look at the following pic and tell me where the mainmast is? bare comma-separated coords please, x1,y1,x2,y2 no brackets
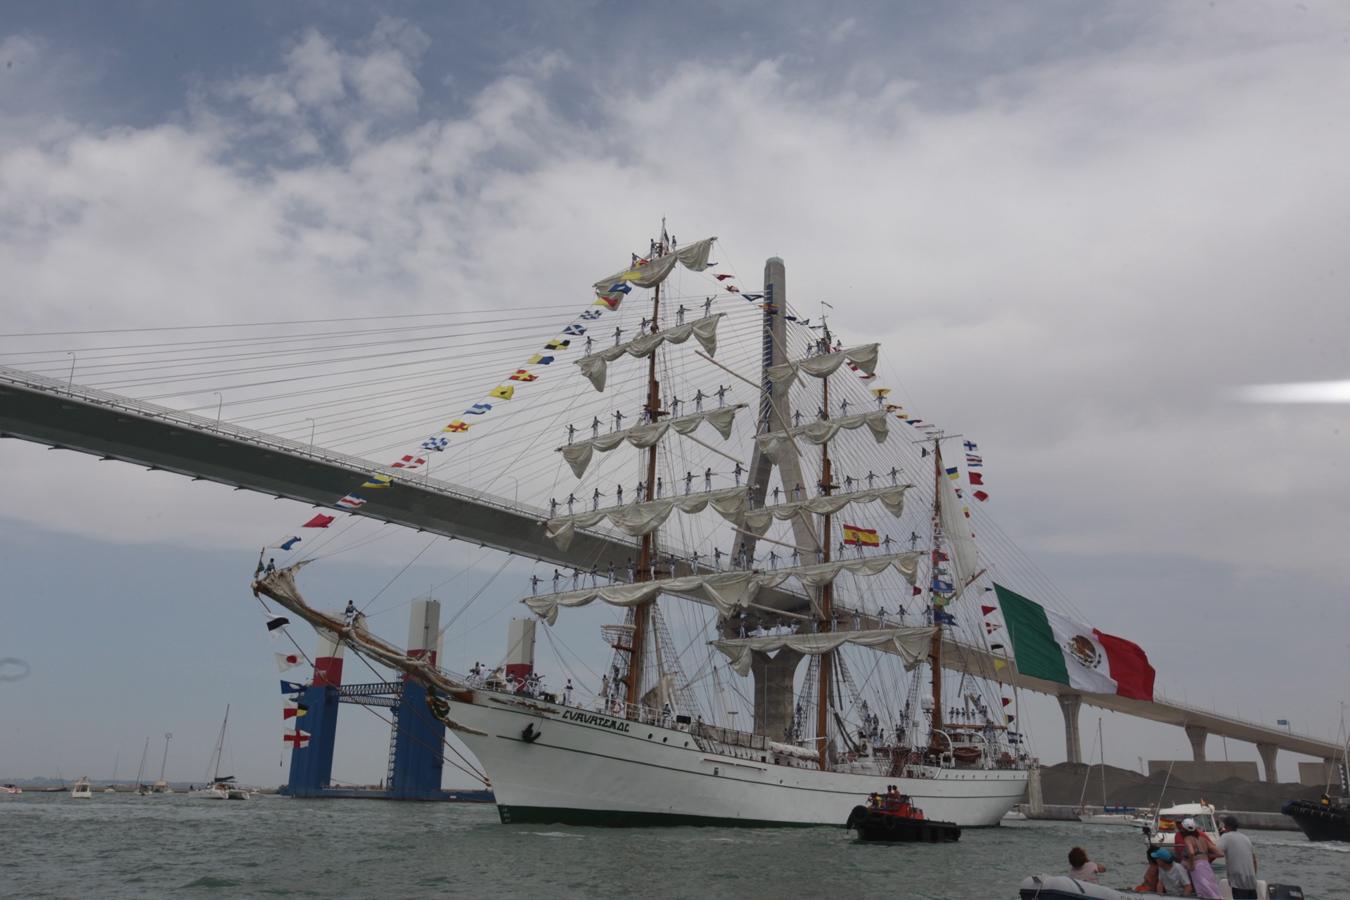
815,319,834,770
928,440,945,753
625,229,666,713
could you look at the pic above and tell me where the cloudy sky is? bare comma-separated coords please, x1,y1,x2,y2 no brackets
3,1,1349,786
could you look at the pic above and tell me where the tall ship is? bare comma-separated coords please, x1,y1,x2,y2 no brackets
256,230,1033,826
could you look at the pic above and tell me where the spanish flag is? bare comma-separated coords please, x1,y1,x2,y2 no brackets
508,369,537,382
489,385,515,400
841,524,880,547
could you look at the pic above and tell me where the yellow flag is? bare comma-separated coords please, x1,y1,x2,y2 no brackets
994,659,1006,672
442,420,470,433
871,387,891,399
489,385,514,401
362,473,392,489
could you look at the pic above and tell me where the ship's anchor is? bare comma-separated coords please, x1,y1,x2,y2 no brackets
521,723,542,743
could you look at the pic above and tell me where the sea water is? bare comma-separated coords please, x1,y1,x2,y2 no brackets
2,793,1344,899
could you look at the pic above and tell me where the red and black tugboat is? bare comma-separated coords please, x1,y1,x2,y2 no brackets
846,787,961,843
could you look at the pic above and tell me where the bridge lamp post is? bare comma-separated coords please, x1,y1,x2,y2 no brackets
305,417,316,455
66,352,76,394
213,392,223,431
504,475,519,504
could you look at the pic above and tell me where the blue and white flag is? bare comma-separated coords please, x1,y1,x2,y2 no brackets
280,680,307,695
465,403,492,415
579,309,603,320
934,610,957,626
421,436,449,452
562,324,586,335
267,536,302,551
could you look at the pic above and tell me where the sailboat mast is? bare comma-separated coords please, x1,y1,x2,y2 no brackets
158,732,171,782
815,333,834,770
928,440,945,751
211,705,229,780
626,232,665,713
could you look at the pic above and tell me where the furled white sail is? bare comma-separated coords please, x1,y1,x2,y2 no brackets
523,552,921,625
593,237,717,292
558,404,747,477
766,343,880,386
712,627,936,676
525,572,760,624
546,486,749,550
740,485,910,537
755,409,890,462
938,464,978,590
545,484,909,549
577,314,725,391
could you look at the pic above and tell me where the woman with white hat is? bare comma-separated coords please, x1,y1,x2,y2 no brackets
1179,816,1224,899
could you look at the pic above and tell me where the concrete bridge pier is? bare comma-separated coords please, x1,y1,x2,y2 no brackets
1058,693,1083,764
1257,742,1279,783
751,647,803,740
1185,724,1209,761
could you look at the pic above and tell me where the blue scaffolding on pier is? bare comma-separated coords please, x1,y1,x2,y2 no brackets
282,678,489,802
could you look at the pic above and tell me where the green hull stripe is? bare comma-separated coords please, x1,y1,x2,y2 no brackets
497,805,1007,829
498,805,826,828
994,583,1069,685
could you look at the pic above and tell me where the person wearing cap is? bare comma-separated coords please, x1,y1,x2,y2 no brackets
1218,815,1259,899
1148,848,1193,896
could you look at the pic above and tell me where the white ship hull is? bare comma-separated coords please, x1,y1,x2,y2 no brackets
444,691,1027,827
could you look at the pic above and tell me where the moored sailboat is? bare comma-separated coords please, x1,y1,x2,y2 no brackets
190,706,250,800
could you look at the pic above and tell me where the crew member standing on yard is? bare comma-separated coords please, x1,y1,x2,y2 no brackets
1217,816,1258,899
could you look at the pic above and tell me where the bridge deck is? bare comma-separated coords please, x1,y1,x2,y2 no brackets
0,366,1337,761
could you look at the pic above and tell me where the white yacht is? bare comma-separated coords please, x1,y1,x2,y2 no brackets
70,777,93,799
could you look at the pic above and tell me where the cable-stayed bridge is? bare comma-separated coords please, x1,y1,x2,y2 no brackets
1,362,1340,777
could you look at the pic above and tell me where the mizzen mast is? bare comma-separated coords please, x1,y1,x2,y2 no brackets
815,314,835,770
928,439,946,754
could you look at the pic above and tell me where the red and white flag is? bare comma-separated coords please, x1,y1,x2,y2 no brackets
283,730,311,749
390,455,426,470
275,652,302,672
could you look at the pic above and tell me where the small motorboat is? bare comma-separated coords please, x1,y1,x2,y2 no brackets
1018,875,1126,899
845,792,960,843
0,784,22,796
71,777,93,799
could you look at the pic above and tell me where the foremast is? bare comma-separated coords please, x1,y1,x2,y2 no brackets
625,229,667,712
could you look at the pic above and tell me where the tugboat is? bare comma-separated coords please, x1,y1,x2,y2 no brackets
1282,794,1350,842
846,788,961,843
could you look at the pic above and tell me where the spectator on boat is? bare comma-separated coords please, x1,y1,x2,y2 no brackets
1132,849,1161,894
1178,818,1222,898
1067,847,1106,883
1148,848,1193,896
1218,816,1258,899
343,600,358,626
265,557,277,574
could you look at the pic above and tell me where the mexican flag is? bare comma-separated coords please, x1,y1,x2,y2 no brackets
994,584,1155,701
